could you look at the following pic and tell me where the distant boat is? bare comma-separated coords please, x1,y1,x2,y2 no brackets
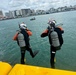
30,17,36,21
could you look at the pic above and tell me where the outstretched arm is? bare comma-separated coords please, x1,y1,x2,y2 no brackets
13,32,18,41
41,29,48,37
26,30,32,36
57,26,64,34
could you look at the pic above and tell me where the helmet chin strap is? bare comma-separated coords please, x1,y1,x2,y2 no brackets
49,25,54,32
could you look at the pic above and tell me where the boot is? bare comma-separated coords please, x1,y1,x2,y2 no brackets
32,50,39,58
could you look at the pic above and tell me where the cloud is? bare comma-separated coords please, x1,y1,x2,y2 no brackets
0,1,9,11
0,0,76,12
8,0,25,7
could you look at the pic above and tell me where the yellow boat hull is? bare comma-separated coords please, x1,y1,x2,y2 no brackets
0,62,76,75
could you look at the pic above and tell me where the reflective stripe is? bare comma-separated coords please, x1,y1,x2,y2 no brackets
52,51,56,54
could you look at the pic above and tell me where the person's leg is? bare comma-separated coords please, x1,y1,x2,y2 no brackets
26,46,35,57
50,46,56,68
26,46,39,58
20,47,26,64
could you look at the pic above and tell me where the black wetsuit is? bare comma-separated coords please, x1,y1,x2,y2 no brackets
17,29,35,64
41,26,64,68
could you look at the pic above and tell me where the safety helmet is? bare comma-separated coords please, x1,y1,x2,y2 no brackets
48,20,56,27
19,23,27,29
48,20,56,24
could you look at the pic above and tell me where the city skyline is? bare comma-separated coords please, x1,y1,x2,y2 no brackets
1,0,76,13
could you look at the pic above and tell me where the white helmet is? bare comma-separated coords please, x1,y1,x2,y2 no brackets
19,23,27,29
48,20,56,25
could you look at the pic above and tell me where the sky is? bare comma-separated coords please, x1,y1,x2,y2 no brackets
0,0,76,12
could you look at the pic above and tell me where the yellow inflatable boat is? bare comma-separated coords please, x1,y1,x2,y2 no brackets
0,62,76,75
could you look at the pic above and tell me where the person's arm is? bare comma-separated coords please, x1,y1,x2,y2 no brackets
61,30,64,33
41,29,48,37
26,30,32,36
13,32,18,41
58,26,64,33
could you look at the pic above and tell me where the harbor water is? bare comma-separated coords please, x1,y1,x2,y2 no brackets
0,11,76,71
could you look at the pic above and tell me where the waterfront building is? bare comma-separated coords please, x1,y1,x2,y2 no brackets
21,9,32,17
0,10,4,20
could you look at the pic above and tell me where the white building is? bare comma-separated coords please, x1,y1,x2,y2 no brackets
5,11,15,18
21,9,32,17
14,10,22,17
0,10,4,19
36,10,46,15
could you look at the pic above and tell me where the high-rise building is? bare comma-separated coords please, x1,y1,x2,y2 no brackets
5,12,10,18
14,10,22,17
5,11,16,18
0,10,4,19
21,9,32,17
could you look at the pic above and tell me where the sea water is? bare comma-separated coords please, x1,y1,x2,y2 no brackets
0,10,76,71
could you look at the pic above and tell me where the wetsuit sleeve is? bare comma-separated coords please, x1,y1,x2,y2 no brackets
26,30,32,36
58,26,64,34
61,30,64,34
41,29,48,37
13,32,18,41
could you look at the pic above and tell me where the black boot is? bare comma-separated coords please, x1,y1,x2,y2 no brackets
32,50,39,58
21,59,25,64
51,64,55,69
